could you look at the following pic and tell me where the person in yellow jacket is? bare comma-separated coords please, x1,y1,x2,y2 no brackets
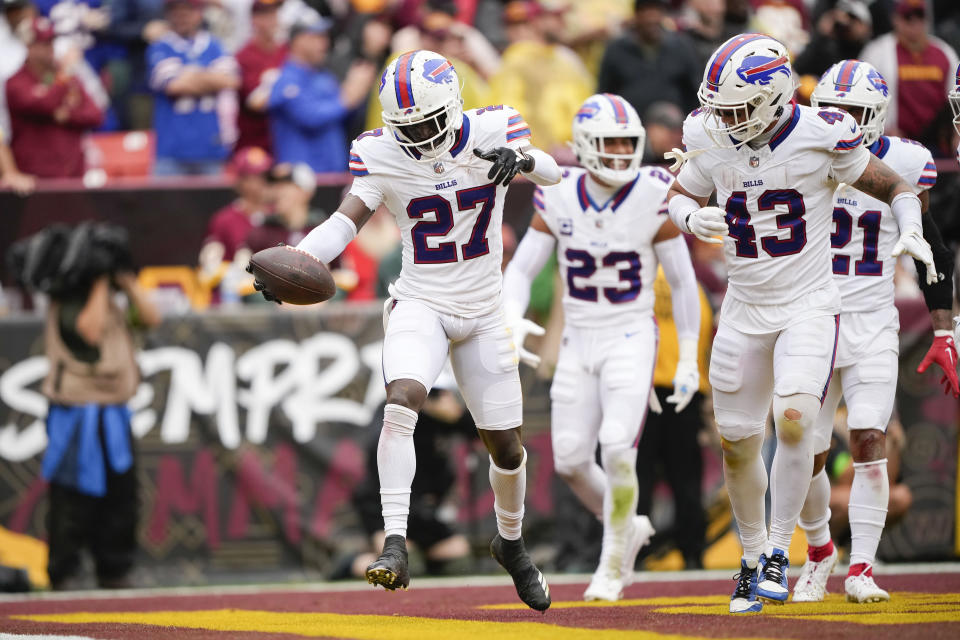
635,266,714,569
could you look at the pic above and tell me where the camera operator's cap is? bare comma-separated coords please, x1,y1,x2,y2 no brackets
268,162,317,195
231,146,273,176
895,0,926,17
837,0,872,25
290,14,333,39
252,0,283,12
17,16,55,45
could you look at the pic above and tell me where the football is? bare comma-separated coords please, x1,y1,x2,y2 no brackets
247,245,336,305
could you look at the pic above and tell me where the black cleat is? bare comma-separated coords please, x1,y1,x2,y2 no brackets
490,534,551,611
365,534,410,590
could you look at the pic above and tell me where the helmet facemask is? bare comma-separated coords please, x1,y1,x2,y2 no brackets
698,83,786,148
574,129,645,186
383,98,463,160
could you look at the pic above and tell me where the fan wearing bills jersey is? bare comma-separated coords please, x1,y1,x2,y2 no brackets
502,93,700,602
664,34,938,614
250,50,562,611
790,60,958,606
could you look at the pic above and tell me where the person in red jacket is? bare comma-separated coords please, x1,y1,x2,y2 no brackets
235,0,287,153
5,17,104,178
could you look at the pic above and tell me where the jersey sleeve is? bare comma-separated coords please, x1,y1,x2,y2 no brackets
147,41,181,93
503,105,532,149
347,136,385,211
819,108,871,184
895,140,937,192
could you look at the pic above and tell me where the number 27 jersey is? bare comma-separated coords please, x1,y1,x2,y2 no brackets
347,105,533,317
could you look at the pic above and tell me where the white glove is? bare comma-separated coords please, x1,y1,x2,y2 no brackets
663,147,709,172
648,388,663,414
667,339,699,412
509,316,545,368
891,228,938,285
686,206,728,245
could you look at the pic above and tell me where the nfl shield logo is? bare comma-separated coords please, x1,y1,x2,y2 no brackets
433,161,445,174
750,156,760,168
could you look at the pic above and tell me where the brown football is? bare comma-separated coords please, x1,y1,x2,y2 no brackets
248,245,335,305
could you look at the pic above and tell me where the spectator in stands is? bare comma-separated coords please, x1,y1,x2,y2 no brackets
235,0,286,153
147,0,239,176
597,0,701,120
641,101,684,164
860,0,958,147
199,146,272,281
489,1,592,155
267,17,375,172
636,270,713,570
6,16,103,178
680,0,741,71
245,161,318,252
794,0,873,80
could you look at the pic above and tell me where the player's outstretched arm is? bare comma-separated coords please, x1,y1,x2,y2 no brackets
295,195,375,264
851,156,937,283
502,213,556,368
666,182,725,245
653,220,701,412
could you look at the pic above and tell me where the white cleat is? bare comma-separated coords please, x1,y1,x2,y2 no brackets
584,569,624,602
792,546,838,602
621,515,655,587
845,571,890,603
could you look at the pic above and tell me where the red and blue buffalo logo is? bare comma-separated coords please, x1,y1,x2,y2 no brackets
736,55,791,85
575,101,601,122
867,68,889,97
422,59,456,84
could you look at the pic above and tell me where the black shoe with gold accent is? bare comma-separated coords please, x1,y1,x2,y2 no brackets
365,534,409,591
490,534,551,611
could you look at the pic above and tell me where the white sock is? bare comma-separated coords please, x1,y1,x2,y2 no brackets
599,445,638,576
849,459,889,566
768,393,819,551
377,403,418,539
722,434,768,565
799,468,832,548
489,448,527,541
557,459,606,518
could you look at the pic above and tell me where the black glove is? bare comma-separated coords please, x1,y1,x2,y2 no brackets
473,147,534,186
245,261,282,305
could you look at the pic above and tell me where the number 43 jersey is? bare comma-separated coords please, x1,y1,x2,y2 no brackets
348,105,533,318
831,135,935,313
677,104,871,307
536,166,675,329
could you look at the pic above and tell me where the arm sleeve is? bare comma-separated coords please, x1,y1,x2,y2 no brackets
502,227,556,320
654,235,700,341
147,44,184,93
520,148,561,186
915,211,956,311
295,212,358,263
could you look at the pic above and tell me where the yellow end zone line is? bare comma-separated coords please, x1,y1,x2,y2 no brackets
12,610,780,640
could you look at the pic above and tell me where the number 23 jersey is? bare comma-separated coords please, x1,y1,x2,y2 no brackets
536,166,674,329
677,104,871,307
348,105,532,318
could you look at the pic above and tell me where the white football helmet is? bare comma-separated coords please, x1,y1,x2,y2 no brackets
379,50,463,161
571,93,645,186
949,62,960,137
697,33,797,147
810,60,889,147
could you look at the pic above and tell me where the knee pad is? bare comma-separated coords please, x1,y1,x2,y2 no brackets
600,445,637,485
552,433,593,479
773,393,820,446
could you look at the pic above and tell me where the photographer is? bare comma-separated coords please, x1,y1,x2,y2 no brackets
12,223,159,589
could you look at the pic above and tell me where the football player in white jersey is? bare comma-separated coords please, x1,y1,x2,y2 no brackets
664,34,938,614
501,94,701,601
791,60,958,605
251,50,562,610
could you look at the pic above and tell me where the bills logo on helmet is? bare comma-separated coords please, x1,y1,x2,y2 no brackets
422,59,455,84
867,68,888,97
575,101,601,122
736,55,791,85
379,68,388,94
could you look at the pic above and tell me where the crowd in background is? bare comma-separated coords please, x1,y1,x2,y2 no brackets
1,0,960,185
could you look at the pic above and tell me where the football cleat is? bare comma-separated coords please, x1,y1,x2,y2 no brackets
757,548,789,603
490,534,551,611
365,534,410,591
730,560,763,613
622,515,656,587
583,568,624,602
845,569,890,603
792,545,838,602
